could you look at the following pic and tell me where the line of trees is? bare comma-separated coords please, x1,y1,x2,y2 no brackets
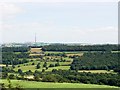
50,70,120,87
2,47,30,52
42,44,119,51
2,44,119,52
70,52,119,71
3,69,119,87
2,52,29,65
2,67,120,87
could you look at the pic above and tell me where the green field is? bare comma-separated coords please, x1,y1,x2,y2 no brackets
45,51,84,55
13,61,71,72
14,65,70,72
45,51,84,56
46,66,70,71
1,80,118,88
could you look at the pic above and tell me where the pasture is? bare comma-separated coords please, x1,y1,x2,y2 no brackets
1,80,118,88
45,51,84,56
14,61,71,72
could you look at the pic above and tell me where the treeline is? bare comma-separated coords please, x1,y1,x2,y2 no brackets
50,70,120,87
2,52,29,65
42,44,119,51
70,52,119,71
2,47,30,52
2,44,119,52
2,69,120,87
2,47,30,65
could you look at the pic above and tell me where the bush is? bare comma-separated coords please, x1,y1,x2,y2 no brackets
9,74,15,79
42,74,57,82
49,64,55,67
55,62,60,67
36,63,40,69
32,63,35,65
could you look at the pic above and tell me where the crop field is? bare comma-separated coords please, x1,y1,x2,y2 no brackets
1,80,118,88
78,70,116,74
29,53,42,56
66,53,83,57
0,64,12,67
0,64,6,67
111,51,120,53
45,51,90,54
30,48,42,53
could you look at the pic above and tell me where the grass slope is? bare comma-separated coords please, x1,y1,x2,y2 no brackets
1,80,118,88
14,61,71,72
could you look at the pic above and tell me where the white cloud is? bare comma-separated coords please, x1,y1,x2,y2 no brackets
0,3,24,19
0,3,24,38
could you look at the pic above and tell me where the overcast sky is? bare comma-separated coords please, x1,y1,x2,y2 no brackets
0,1,118,44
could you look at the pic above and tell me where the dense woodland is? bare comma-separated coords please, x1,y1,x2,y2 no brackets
50,70,120,87
70,52,119,71
2,47,30,52
2,52,29,65
2,44,119,52
42,44,119,51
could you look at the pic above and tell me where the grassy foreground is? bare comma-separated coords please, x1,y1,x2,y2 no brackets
1,80,118,88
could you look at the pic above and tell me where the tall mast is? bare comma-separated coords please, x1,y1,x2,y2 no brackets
35,33,36,45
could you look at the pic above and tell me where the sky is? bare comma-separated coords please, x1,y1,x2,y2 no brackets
0,0,118,44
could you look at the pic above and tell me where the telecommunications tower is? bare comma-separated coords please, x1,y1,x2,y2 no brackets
34,33,37,46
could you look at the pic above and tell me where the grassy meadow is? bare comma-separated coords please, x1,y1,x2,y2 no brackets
1,79,118,88
13,61,71,72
